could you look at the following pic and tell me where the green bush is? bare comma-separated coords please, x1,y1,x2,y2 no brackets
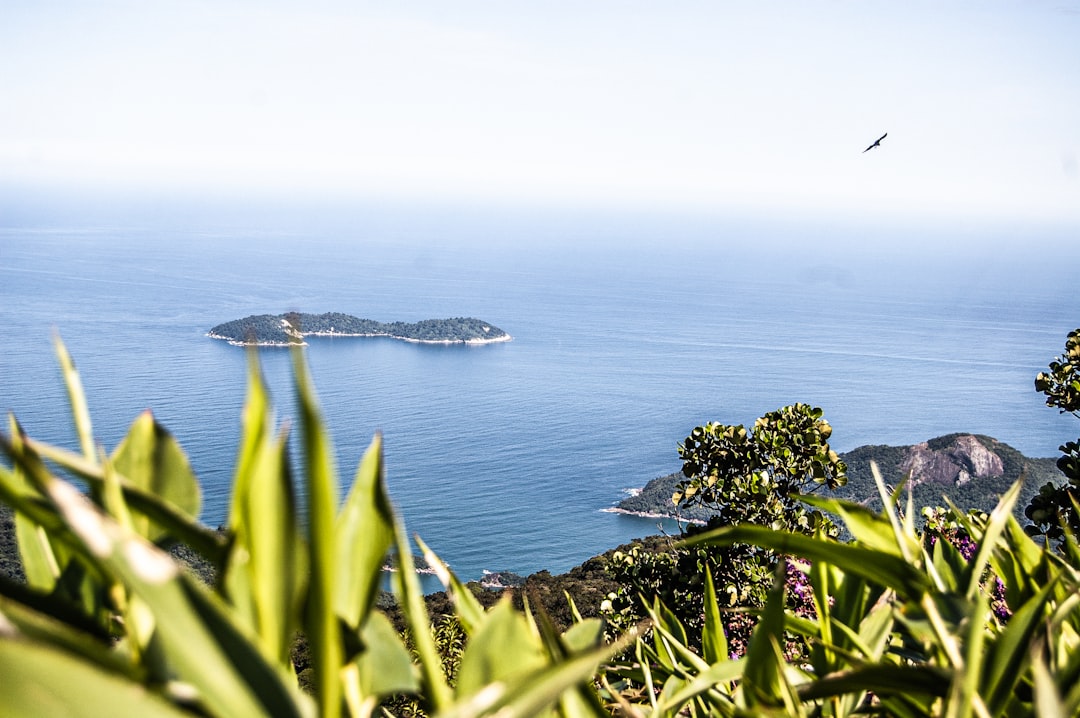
603,466,1080,716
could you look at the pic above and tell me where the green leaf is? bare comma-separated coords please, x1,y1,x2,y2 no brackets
440,627,637,718
293,348,343,718
701,565,730,665
53,335,96,462
111,411,201,543
456,598,546,697
393,526,453,711
23,437,228,565
801,493,912,557
982,574,1059,714
15,511,63,593
45,477,304,718
741,563,788,708
562,618,605,653
0,589,130,676
1031,644,1067,718
350,610,420,697
654,659,744,714
334,434,395,631
797,664,952,702
222,423,303,669
417,532,486,637
0,635,192,718
683,524,932,599
957,480,1021,603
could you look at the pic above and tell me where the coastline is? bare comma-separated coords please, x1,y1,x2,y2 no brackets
600,506,705,525
207,331,512,347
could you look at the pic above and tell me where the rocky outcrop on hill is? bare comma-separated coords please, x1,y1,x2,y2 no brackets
900,434,1005,487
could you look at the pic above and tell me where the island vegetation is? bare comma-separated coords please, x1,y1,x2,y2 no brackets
208,312,510,346
1,327,1079,717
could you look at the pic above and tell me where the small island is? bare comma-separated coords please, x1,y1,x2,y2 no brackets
208,312,511,347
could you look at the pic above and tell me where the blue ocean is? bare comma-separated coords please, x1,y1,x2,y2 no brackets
1,201,1076,583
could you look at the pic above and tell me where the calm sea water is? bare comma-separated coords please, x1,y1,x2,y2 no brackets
1,203,1076,582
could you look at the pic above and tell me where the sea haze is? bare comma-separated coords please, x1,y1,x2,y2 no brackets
1,203,1076,582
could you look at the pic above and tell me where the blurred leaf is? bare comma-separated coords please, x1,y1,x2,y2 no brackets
456,598,546,698
335,434,394,631
23,437,228,565
982,575,1058,714
654,659,743,714
441,627,637,718
417,535,485,637
293,348,343,717
53,335,95,461
683,524,931,598
797,664,951,702
562,618,605,653
15,512,63,593
0,590,128,675
802,494,912,557
111,411,201,543
393,525,453,711
701,565,729,665
46,475,304,718
742,563,788,708
223,422,302,669
0,635,191,718
1032,643,1066,718
351,610,420,697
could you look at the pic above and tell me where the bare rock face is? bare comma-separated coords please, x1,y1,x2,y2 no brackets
899,435,1005,486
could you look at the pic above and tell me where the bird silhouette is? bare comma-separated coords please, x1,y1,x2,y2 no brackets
863,132,887,153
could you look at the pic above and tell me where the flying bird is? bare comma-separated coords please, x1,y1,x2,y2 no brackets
863,132,887,153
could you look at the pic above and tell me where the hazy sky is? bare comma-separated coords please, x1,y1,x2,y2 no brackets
3,1,1079,224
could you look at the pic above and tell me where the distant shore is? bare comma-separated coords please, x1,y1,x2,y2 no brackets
600,506,706,525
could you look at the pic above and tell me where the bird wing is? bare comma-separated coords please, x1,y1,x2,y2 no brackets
862,132,888,152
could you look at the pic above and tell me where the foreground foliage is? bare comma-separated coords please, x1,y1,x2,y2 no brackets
601,464,1080,716
4,328,1080,717
0,340,624,717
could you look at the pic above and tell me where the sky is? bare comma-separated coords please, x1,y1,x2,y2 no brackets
2,0,1079,225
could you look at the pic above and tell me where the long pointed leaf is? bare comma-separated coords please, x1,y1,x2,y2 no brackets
683,524,931,598
701,564,730,665
292,348,342,717
416,535,485,636
53,335,95,462
111,411,201,543
335,433,394,631
393,525,453,711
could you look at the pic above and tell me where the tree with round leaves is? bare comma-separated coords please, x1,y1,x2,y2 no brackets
1025,328,1080,541
604,403,846,653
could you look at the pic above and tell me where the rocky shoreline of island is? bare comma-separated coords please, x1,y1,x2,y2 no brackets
207,312,511,347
